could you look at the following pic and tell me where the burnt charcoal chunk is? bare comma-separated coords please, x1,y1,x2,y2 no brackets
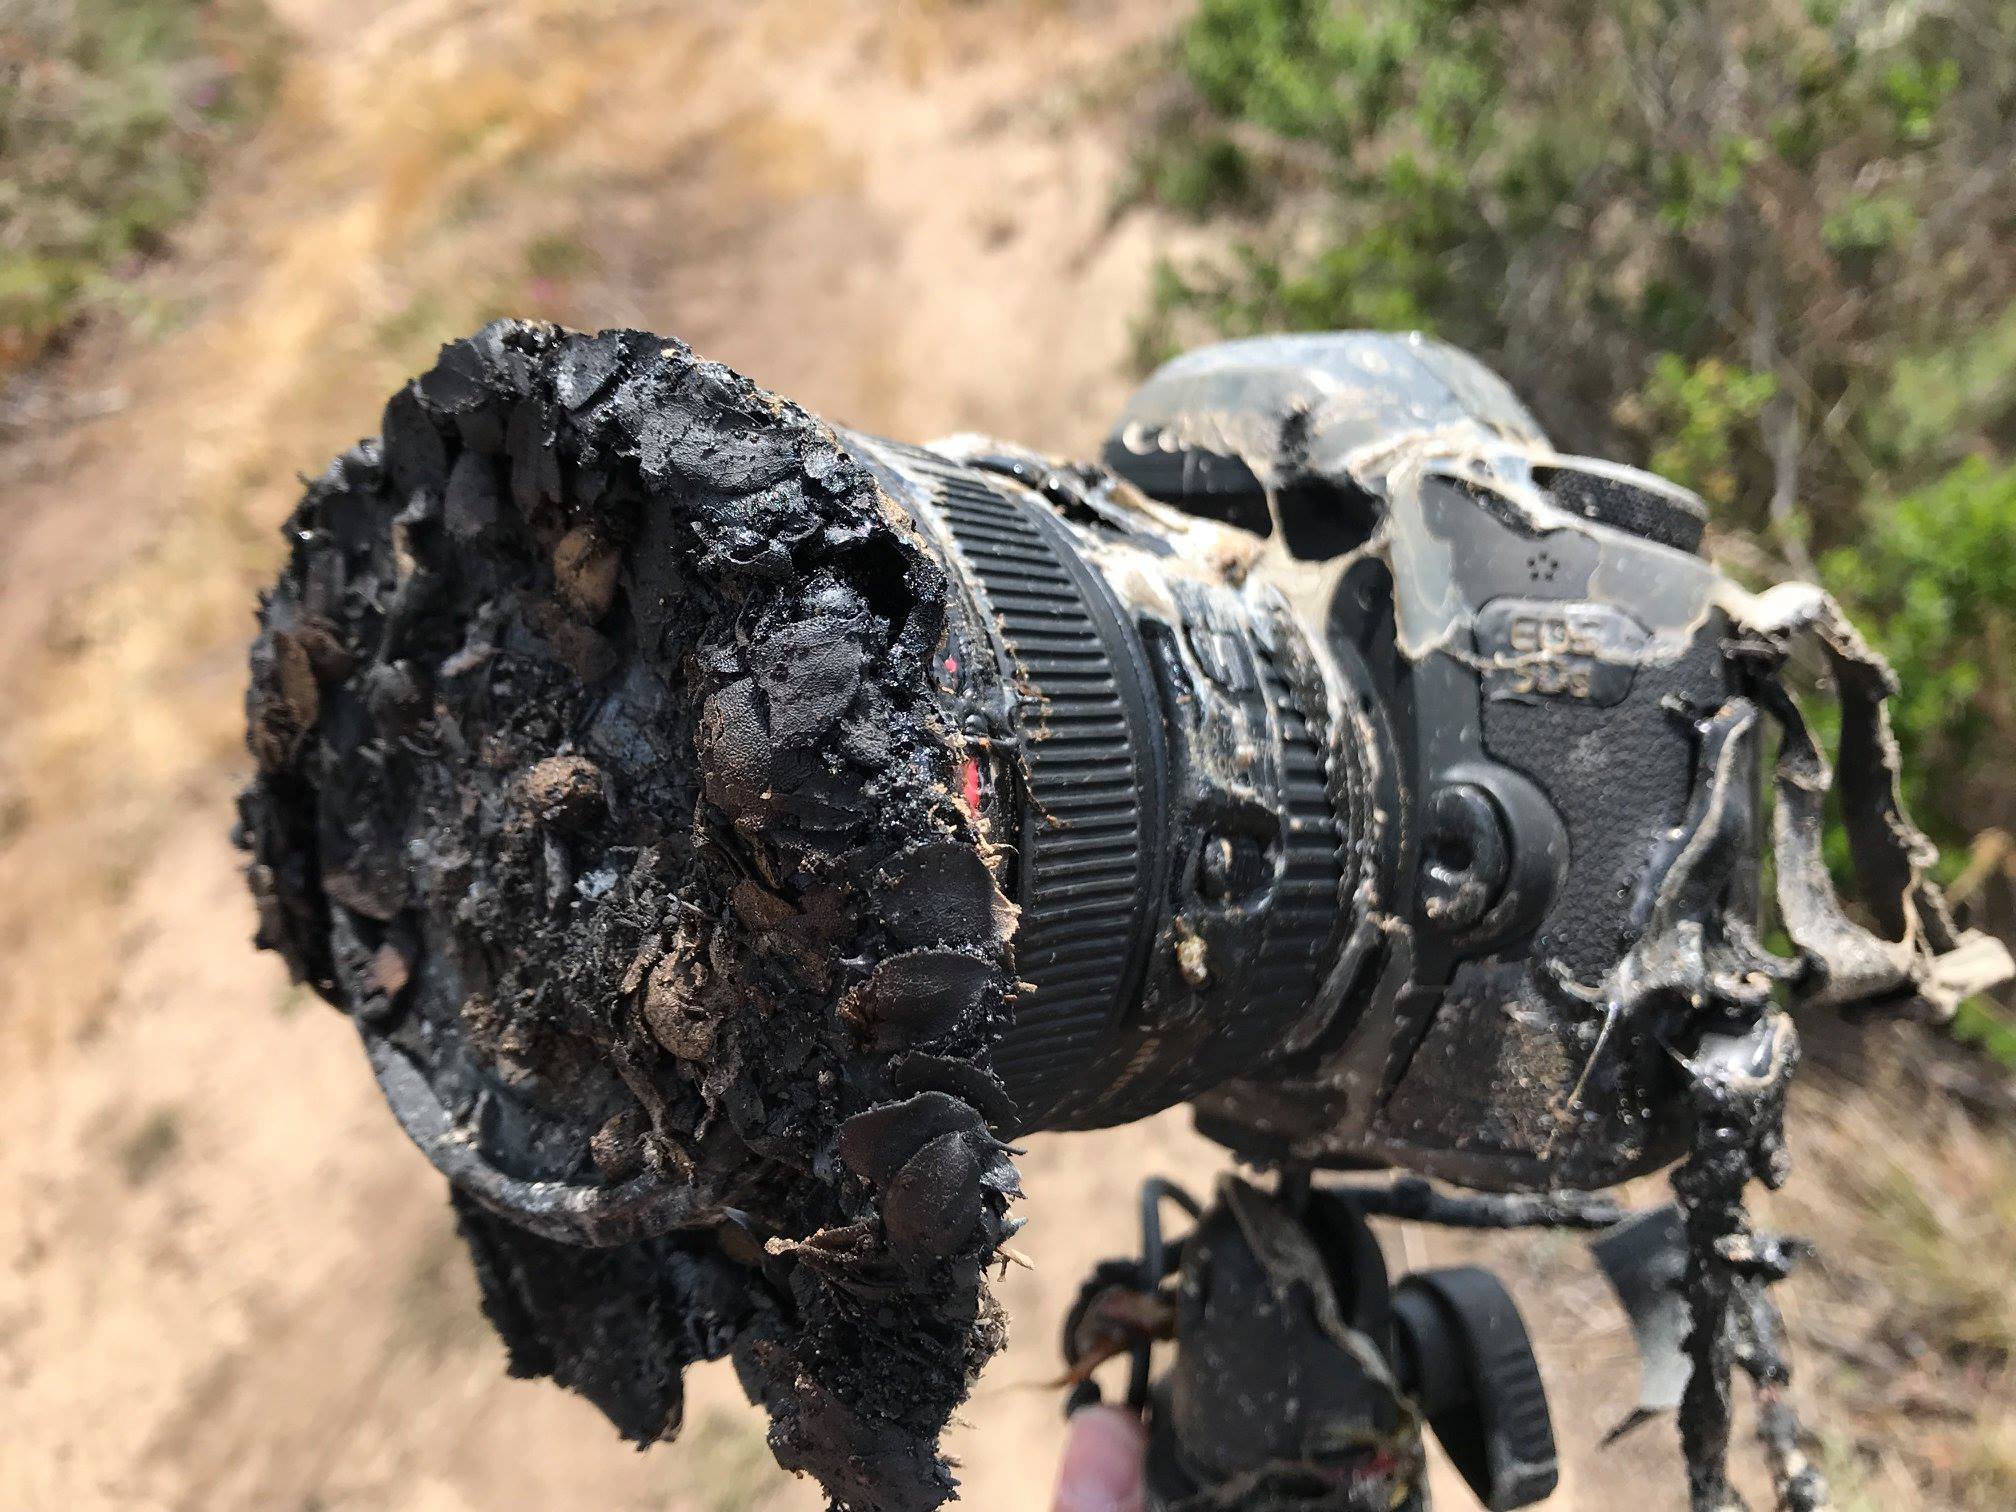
246,628,320,771
361,659,426,735
697,677,775,821
800,438,850,491
837,1091,989,1188
417,336,495,415
633,400,698,483
382,384,450,498
874,842,1012,949
640,418,795,493
444,450,505,541
882,1130,987,1261
889,1054,1019,1131
319,812,408,922
454,1191,757,1444
504,397,563,514
554,330,630,411
850,950,997,1048
752,620,863,747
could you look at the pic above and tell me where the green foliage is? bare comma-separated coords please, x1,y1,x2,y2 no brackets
0,0,283,371
1140,1,2016,820
1182,0,1492,148
1954,998,2016,1071
1822,191,1919,259
1876,305,2016,471
1142,0,2016,535
1640,356,1779,508
1822,457,2016,839
1122,123,1259,220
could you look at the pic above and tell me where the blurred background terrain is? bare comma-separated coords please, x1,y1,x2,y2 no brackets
1,2,2012,1509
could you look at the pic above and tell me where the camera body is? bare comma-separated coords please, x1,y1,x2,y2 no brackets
1111,333,1742,1192
865,333,1743,1191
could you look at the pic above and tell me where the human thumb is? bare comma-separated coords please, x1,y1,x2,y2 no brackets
1050,1404,1147,1512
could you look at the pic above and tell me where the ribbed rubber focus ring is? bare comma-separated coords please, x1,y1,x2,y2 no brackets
888,447,1169,1131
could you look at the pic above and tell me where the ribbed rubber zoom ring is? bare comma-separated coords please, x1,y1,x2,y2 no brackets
1196,618,1343,1077
893,449,1168,1131
1034,596,1350,1132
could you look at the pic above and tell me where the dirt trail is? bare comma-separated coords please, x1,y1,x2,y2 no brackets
1,3,2008,1510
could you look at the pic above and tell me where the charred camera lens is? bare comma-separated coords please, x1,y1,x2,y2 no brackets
237,324,1374,1508
855,443,1365,1134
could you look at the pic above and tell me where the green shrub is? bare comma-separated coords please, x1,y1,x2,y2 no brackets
1822,458,2016,846
0,0,282,370
1140,0,2016,866
1641,356,1780,510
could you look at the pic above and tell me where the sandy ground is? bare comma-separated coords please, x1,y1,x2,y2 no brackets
1,3,2011,1510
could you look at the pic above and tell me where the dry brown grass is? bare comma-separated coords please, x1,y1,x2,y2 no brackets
1774,1033,2016,1510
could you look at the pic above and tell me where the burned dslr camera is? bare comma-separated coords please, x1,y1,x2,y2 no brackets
238,325,2005,1511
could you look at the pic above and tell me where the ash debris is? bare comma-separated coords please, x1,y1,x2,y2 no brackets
236,320,1022,1510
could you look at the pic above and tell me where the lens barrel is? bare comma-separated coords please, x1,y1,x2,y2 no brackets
856,437,1360,1135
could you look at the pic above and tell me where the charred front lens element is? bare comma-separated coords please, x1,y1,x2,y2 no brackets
852,440,1366,1135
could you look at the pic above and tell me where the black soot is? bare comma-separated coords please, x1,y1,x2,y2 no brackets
236,320,1022,1512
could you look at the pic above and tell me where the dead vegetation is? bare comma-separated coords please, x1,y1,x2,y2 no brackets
1773,1030,2016,1510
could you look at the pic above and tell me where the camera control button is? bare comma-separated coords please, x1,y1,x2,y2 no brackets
1419,784,1511,932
